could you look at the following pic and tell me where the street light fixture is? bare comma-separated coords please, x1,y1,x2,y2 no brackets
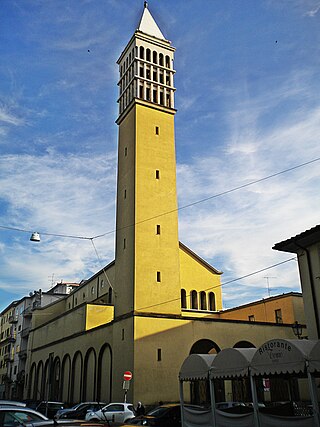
292,321,303,339
30,232,41,242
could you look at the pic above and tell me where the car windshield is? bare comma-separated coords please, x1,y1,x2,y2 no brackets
3,410,45,424
72,403,84,410
147,407,170,417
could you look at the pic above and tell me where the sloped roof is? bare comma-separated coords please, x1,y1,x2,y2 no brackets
137,3,165,40
273,225,320,253
179,241,222,275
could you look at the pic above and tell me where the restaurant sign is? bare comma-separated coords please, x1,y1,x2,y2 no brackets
257,340,292,364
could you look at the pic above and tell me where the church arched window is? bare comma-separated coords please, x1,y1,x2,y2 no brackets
165,55,170,68
159,53,164,66
200,291,207,310
191,290,198,309
181,289,187,309
146,49,151,62
208,292,216,311
140,46,144,59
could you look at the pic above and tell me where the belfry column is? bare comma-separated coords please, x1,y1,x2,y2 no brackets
114,3,180,317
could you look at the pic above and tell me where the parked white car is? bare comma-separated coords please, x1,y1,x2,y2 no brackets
85,402,135,423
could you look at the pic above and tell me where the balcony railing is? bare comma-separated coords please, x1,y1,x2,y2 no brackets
18,349,27,359
23,307,33,317
20,327,30,338
8,315,18,324
8,333,16,343
4,353,13,363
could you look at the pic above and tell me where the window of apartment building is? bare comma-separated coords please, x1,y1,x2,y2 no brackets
155,126,159,135
157,348,162,361
156,224,161,235
108,287,113,304
275,309,283,324
248,315,255,322
156,271,161,282
155,170,160,179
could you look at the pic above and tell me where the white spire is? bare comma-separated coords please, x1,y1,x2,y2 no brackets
138,3,165,40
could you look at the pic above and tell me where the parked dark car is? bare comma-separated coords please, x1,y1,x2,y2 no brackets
0,400,27,407
126,404,185,427
36,401,65,419
55,401,107,420
25,422,111,427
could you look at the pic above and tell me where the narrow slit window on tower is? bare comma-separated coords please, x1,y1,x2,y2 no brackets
124,147,127,156
122,329,125,341
124,189,127,199
155,126,159,135
157,348,162,361
156,224,161,235
157,271,161,282
155,170,160,179
123,238,126,249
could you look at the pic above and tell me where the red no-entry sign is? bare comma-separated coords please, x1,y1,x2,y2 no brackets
123,371,133,381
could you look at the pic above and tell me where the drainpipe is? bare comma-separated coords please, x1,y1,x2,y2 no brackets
295,242,320,339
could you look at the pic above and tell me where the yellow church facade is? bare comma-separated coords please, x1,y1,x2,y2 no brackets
24,4,301,406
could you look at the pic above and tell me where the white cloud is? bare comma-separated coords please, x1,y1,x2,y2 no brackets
305,3,320,16
177,76,320,306
0,151,117,295
0,108,25,126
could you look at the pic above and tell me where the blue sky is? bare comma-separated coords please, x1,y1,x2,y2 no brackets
0,0,319,311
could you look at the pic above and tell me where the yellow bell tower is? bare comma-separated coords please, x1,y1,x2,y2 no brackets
115,3,181,317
